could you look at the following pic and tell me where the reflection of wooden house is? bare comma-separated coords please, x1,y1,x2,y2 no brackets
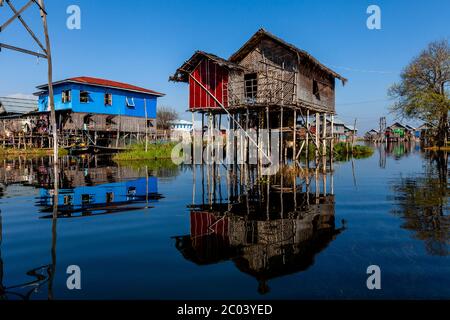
174,192,344,294
0,156,163,218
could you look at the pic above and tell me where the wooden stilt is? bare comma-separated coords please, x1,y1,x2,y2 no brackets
293,109,297,164
323,113,327,156
306,109,309,161
280,106,284,165
330,114,334,162
315,113,320,160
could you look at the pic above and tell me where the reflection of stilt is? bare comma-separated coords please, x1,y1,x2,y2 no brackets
48,161,59,300
146,165,150,208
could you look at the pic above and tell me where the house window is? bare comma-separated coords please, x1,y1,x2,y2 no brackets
127,187,137,199
62,90,71,103
106,192,114,204
80,91,89,103
104,93,113,106
81,194,92,205
64,195,73,206
126,97,135,108
313,80,320,100
106,116,115,127
244,73,258,102
147,120,154,128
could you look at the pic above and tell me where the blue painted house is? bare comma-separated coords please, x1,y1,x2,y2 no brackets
34,76,165,147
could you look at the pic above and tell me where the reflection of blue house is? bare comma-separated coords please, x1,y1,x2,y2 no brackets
34,77,165,145
39,177,160,216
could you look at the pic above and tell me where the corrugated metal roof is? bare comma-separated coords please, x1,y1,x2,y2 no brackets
170,51,246,83
0,96,38,114
36,76,165,97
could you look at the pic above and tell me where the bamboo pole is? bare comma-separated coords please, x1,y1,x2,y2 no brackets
315,113,320,160
38,0,58,159
192,111,195,164
293,109,297,164
280,106,284,165
306,109,309,161
144,98,148,152
322,113,327,156
330,114,334,158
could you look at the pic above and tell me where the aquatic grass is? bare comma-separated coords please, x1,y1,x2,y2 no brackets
113,142,178,161
0,147,68,158
334,142,374,158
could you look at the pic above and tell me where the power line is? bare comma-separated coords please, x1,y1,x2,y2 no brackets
326,64,398,75
337,98,393,106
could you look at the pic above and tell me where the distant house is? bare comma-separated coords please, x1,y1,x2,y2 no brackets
171,119,193,132
310,117,357,142
384,122,420,142
344,124,358,136
170,119,193,141
364,129,379,140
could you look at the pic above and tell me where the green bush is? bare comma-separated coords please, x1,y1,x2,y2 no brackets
334,142,374,158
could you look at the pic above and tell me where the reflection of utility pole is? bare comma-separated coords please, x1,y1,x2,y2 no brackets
0,212,4,299
0,0,58,174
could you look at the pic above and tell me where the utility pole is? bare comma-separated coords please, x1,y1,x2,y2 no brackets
0,0,58,164
379,116,386,143
1,0,59,220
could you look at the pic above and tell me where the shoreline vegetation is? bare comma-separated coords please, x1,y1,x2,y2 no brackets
334,143,374,158
0,147,68,158
113,142,177,161
113,141,375,162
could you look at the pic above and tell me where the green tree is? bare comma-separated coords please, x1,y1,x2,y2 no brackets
389,40,450,147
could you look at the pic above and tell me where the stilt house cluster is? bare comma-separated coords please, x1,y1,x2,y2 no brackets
0,77,164,150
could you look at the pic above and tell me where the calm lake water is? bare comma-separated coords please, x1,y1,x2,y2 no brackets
0,143,448,300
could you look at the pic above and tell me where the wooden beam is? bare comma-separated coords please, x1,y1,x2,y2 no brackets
0,0,34,32
0,43,47,58
5,0,47,54
293,109,297,163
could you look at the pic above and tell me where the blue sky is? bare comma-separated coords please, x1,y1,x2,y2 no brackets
0,0,449,132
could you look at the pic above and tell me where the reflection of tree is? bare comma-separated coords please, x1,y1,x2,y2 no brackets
391,151,449,256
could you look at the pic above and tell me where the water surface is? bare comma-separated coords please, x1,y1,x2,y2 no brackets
0,143,448,300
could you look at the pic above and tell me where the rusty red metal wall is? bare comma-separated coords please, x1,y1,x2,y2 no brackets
190,212,229,238
189,59,229,110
